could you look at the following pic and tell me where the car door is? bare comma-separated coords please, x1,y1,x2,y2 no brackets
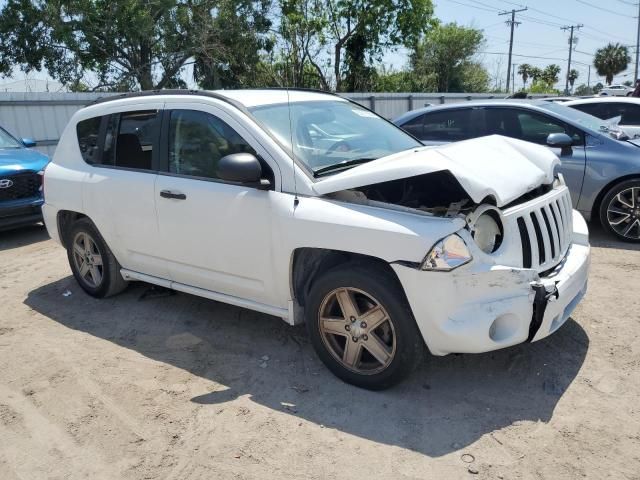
81,104,169,279
154,101,280,306
480,107,587,207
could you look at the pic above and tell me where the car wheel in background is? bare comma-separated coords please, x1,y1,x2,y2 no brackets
599,179,640,242
67,218,128,297
305,263,424,390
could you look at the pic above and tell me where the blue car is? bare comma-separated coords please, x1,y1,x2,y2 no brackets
0,126,49,230
395,100,640,242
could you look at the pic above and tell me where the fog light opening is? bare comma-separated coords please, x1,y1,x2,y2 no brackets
489,314,520,342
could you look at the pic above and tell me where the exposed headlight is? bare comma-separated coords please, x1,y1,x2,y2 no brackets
472,211,503,254
422,234,472,271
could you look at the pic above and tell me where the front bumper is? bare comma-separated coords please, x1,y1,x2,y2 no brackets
392,210,590,356
0,197,44,230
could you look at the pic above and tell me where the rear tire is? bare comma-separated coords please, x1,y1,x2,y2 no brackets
305,263,424,390
67,218,128,297
598,179,640,242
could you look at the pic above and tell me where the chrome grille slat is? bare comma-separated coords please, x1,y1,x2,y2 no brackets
534,210,552,265
504,186,573,273
543,205,560,260
550,201,564,252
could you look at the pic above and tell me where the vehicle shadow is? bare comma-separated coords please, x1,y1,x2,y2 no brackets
588,221,640,251
0,223,49,251
25,277,589,458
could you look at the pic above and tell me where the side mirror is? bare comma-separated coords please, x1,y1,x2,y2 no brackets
217,153,270,189
22,138,36,148
546,133,573,155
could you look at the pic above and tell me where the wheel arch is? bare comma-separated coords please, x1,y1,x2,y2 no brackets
290,248,405,315
57,210,89,249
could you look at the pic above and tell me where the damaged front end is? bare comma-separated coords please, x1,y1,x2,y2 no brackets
312,136,590,356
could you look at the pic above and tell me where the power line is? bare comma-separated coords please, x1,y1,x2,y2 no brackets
575,0,637,18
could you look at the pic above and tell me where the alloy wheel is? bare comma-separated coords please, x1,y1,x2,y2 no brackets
606,187,640,240
318,287,396,375
72,231,104,288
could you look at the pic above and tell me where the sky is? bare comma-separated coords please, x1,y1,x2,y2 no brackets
382,0,640,91
0,0,638,92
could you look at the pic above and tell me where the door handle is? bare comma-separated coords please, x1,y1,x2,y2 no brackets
160,190,187,200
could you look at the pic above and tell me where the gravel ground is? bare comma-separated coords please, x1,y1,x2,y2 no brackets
0,223,639,480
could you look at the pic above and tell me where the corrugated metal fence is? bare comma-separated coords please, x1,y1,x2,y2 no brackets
0,91,556,157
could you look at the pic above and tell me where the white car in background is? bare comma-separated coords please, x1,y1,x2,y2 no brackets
42,89,590,390
565,96,640,138
598,84,634,97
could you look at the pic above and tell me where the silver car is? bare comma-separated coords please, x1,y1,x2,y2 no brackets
394,100,640,242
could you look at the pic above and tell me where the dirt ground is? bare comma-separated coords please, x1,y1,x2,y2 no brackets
0,223,639,480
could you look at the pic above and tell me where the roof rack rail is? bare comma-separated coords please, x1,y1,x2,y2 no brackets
89,89,236,106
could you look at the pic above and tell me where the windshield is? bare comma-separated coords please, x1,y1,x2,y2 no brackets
538,102,612,133
0,127,22,149
250,100,421,175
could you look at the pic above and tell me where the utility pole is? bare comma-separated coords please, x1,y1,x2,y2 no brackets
587,65,591,88
635,1,640,82
562,24,582,95
512,64,518,93
499,8,527,93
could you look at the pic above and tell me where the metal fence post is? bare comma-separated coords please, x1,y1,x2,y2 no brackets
439,95,445,104
369,95,376,111
408,95,414,111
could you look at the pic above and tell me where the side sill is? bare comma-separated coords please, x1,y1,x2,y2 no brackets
120,269,290,322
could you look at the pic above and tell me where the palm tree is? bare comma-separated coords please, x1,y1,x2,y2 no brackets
518,64,533,88
594,43,630,85
568,69,579,91
542,64,561,86
530,67,543,82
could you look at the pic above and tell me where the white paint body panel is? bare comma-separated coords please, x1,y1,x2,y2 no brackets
43,90,590,356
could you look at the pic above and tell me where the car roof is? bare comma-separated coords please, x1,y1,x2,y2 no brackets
565,96,640,106
394,99,553,123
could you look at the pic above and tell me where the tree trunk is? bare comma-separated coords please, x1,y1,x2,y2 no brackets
334,43,342,91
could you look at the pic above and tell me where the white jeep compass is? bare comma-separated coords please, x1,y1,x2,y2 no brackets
43,89,590,389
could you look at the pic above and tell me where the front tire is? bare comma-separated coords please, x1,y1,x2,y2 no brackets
305,263,424,390
599,179,640,242
67,218,128,297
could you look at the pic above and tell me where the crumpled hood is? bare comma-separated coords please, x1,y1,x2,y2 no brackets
313,135,559,207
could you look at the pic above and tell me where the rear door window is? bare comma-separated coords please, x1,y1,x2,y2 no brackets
421,109,474,142
101,110,159,170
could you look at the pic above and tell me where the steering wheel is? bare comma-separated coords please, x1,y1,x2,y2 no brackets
326,140,352,154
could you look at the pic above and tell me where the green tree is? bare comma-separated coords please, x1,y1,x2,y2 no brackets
325,0,434,91
0,0,271,91
411,22,486,93
518,63,533,88
574,83,592,96
541,64,561,86
568,69,579,91
193,1,273,89
529,67,543,83
594,43,630,85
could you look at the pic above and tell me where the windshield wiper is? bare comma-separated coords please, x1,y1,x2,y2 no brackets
313,158,376,177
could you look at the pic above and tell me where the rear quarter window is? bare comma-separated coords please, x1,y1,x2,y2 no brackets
76,116,102,164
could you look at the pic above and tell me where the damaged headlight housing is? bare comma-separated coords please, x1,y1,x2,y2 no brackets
468,207,504,254
421,234,472,271
472,211,503,254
